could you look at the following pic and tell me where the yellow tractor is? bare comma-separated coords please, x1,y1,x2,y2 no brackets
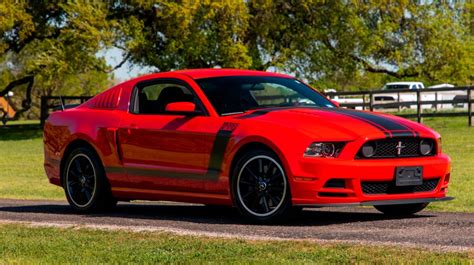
0,92,16,125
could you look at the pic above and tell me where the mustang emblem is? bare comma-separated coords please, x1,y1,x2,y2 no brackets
395,141,406,156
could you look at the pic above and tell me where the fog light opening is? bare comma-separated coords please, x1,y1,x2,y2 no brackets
361,142,377,158
443,173,450,184
324,179,346,189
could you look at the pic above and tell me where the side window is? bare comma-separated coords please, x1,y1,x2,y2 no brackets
135,82,195,114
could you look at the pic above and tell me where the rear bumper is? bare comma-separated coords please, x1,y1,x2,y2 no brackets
289,154,451,206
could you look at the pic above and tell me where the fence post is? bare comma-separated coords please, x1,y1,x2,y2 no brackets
40,96,47,127
468,87,472,127
362,94,366,110
369,91,373,112
416,89,422,123
397,92,401,112
434,92,438,112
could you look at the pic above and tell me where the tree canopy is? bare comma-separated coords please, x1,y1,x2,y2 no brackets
0,1,472,118
111,0,472,89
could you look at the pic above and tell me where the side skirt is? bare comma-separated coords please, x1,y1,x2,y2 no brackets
111,187,233,206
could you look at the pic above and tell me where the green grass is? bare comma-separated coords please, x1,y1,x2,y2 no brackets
1,120,40,126
420,117,474,212
0,128,63,200
0,117,473,212
0,224,471,264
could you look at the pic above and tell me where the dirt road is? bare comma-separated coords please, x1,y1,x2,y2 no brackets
0,199,472,251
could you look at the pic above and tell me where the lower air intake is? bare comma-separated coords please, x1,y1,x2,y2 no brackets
361,178,439,194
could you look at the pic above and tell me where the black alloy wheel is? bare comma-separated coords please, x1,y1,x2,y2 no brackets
63,147,116,212
232,149,292,222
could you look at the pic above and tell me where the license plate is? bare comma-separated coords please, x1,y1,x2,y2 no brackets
395,166,423,186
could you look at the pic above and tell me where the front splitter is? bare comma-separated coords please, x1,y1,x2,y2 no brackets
297,196,454,207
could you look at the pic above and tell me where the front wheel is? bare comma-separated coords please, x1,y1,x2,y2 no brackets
374,203,428,216
231,149,292,223
63,147,117,212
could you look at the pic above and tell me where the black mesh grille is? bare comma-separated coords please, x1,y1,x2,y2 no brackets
356,138,436,159
361,178,440,194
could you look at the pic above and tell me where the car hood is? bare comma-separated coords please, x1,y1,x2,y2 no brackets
233,107,436,140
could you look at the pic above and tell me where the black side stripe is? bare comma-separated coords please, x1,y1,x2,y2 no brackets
106,166,205,180
107,122,238,181
206,123,238,180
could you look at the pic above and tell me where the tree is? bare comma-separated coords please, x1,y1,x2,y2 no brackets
249,1,473,89
110,1,472,90
0,1,113,118
1,0,472,118
108,0,252,71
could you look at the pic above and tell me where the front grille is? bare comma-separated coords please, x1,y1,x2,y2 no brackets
356,138,436,159
361,178,440,194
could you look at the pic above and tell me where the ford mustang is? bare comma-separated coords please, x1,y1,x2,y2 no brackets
43,69,452,222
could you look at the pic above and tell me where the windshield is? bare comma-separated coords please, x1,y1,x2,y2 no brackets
384,84,410,90
195,76,335,115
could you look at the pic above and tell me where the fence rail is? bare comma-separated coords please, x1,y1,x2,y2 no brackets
325,86,474,126
39,86,474,127
40,96,92,126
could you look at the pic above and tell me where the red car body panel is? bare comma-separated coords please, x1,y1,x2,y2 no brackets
44,69,451,206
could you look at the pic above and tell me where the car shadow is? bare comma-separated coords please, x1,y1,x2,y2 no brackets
0,202,434,227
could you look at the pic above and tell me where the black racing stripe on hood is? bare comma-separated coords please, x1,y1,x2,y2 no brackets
233,106,417,138
325,108,417,138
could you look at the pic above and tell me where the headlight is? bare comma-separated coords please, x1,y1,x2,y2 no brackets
304,142,345,158
420,139,435,155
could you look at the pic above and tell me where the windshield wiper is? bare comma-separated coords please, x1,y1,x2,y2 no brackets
221,111,246,116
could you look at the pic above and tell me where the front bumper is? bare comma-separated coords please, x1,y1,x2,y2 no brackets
290,154,451,206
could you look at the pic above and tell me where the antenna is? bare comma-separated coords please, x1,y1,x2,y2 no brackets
59,95,65,111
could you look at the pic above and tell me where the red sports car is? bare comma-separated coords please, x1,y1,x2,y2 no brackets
44,69,452,222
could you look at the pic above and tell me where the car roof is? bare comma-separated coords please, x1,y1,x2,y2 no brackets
141,68,294,80
385,82,423,85
428,83,454,88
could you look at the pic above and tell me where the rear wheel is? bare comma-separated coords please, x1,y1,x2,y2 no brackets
63,147,117,212
374,203,428,216
231,149,292,223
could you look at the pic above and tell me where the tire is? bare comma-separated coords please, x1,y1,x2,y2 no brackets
231,149,292,223
62,147,117,212
374,203,428,216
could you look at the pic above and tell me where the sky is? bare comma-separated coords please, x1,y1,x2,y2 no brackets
102,47,157,82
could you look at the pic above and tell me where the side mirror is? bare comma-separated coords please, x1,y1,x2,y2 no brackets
330,99,340,108
165,102,199,114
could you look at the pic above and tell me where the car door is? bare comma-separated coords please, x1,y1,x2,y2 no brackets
117,79,224,194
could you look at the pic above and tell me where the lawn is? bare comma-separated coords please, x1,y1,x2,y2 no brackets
0,116,473,212
0,224,471,264
0,127,63,200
